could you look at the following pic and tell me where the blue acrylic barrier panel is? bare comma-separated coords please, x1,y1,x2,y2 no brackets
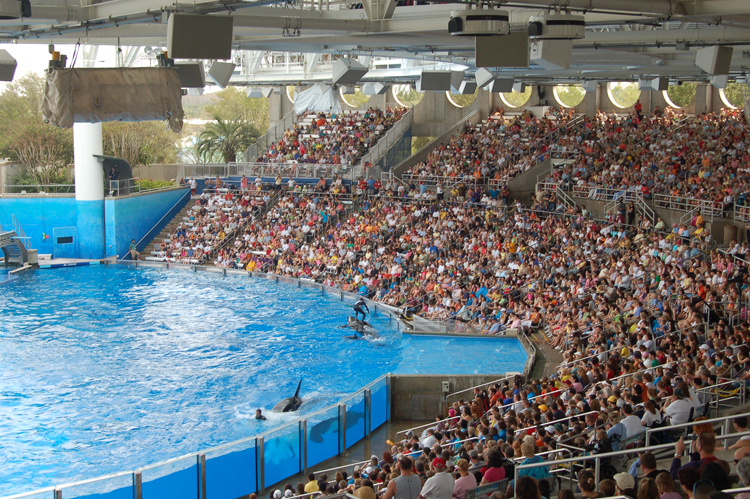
306,405,340,468
58,473,134,499
141,456,199,499
264,424,301,488
345,391,366,449
370,377,388,431
205,440,257,499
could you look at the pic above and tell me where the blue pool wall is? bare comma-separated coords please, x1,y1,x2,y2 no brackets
104,188,190,259
0,187,189,259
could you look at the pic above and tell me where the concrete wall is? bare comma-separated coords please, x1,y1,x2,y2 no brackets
509,158,552,205
104,187,191,259
391,374,508,421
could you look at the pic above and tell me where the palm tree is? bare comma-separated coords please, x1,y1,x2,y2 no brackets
196,117,260,163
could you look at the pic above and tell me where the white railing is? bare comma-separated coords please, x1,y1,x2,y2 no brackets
0,184,75,195
652,193,724,221
358,108,413,167
245,110,297,162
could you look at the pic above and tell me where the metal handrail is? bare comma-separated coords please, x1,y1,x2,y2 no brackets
512,411,599,437
0,183,76,195
513,441,687,487
644,409,750,446
118,188,191,262
445,374,517,403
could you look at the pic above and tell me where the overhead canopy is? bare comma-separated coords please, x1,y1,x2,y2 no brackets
42,68,184,133
293,85,342,114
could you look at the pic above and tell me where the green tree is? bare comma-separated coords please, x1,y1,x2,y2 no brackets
609,82,640,108
412,136,434,155
666,83,697,108
102,121,181,168
342,88,371,108
0,72,50,157
449,88,479,108
394,85,424,107
197,118,261,163
724,82,747,109
8,123,73,185
205,87,269,133
501,86,532,108
555,85,585,108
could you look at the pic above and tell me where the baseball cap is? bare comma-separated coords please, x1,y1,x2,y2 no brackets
700,344,709,350
274,491,282,499
608,396,618,403
614,472,635,490
365,467,373,475
539,404,548,412
285,491,293,497
432,457,446,469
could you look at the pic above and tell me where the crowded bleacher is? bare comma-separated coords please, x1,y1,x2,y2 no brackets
184,98,750,499
254,107,409,168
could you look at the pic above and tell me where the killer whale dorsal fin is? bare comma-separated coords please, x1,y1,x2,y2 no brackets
294,379,302,399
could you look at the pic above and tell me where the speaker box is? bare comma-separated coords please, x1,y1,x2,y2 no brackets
475,32,529,68
696,45,733,75
187,87,204,96
417,71,454,91
581,80,598,92
530,39,572,70
638,77,669,91
174,61,205,88
0,49,16,81
167,13,233,60
485,78,514,93
512,81,526,93
362,82,388,95
451,80,477,95
207,61,235,89
710,75,729,89
475,68,495,87
341,86,356,94
332,58,369,85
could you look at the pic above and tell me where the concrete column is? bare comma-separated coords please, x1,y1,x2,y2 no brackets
74,122,105,259
595,84,602,112
706,85,714,114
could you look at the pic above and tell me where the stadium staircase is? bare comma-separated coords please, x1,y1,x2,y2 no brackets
138,202,196,261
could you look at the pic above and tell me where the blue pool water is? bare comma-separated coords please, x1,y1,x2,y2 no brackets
0,265,527,494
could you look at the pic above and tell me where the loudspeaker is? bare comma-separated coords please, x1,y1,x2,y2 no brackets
341,86,356,94
417,71,454,91
167,13,233,60
452,80,477,95
174,61,205,88
187,87,204,96
0,49,17,81
512,81,526,93
207,61,235,89
332,58,369,85
710,75,729,89
696,45,733,75
484,78,514,93
639,77,669,91
581,80,598,92
362,82,388,95
530,39,572,70
475,32,529,68
475,67,496,87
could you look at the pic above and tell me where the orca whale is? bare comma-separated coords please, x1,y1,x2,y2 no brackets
272,380,303,412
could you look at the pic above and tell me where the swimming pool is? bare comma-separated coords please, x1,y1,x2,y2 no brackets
0,265,527,494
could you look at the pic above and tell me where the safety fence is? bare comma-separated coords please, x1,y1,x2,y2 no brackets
3,368,391,499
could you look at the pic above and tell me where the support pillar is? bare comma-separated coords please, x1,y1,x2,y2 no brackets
74,122,105,259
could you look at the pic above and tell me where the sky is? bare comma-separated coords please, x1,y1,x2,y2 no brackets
0,43,223,92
